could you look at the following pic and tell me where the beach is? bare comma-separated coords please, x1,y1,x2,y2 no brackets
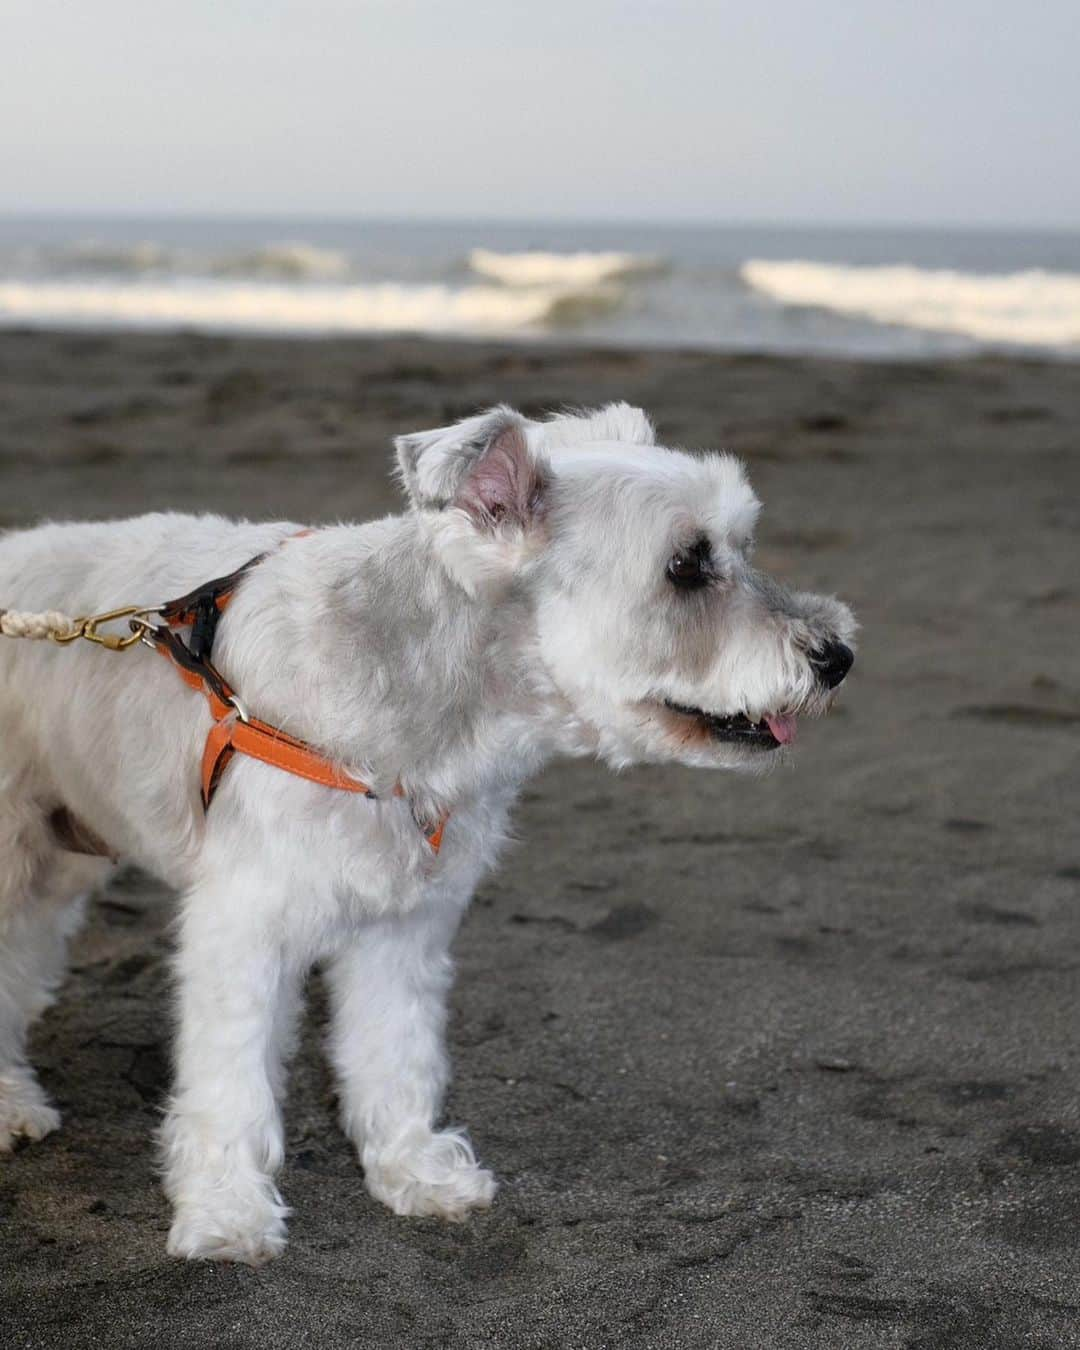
1,328,1079,1348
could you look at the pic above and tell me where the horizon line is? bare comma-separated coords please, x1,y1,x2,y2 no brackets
0,209,1077,236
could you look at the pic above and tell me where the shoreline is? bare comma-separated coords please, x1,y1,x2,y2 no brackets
2,319,1077,366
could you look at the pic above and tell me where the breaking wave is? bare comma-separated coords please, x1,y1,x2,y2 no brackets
0,278,613,336
468,247,662,288
50,239,174,274
39,238,350,281
209,241,350,280
741,260,1080,349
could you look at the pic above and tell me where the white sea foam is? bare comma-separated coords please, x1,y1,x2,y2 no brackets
741,260,1080,348
469,247,660,288
0,278,597,336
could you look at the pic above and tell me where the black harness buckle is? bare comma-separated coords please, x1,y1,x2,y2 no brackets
189,591,222,662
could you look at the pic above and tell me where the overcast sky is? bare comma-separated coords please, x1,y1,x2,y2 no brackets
4,0,1078,226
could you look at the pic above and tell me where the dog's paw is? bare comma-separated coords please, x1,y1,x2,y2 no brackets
167,1208,287,1265
364,1126,497,1222
0,1073,61,1153
166,1190,289,1265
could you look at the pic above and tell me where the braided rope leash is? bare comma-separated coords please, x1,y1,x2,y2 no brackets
0,608,81,641
0,604,158,650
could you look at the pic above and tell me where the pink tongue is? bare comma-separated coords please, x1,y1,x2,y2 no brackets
764,713,798,745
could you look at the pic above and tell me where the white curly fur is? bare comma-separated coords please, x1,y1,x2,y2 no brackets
0,404,854,1263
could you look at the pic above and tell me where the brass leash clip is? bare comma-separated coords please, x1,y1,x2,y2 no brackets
51,605,161,652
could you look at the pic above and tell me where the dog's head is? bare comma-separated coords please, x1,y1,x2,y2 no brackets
396,403,856,770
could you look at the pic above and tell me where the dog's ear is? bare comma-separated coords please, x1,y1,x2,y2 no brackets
539,402,655,450
455,420,547,531
409,411,549,595
395,406,542,516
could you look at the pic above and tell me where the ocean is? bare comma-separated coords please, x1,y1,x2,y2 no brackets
0,216,1077,359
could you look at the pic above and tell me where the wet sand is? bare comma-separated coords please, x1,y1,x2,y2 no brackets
1,329,1079,1348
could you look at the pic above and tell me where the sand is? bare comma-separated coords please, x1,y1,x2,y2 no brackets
1,328,1079,1349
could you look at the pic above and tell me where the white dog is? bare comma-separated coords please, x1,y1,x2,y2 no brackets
0,403,854,1263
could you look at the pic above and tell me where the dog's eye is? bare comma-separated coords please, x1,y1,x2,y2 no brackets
667,539,711,590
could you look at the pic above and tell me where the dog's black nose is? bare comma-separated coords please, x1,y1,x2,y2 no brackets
811,640,854,690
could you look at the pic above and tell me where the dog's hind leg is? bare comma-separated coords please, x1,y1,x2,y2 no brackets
0,787,105,1152
325,894,496,1222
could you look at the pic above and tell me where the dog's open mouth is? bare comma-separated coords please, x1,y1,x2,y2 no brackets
662,700,797,749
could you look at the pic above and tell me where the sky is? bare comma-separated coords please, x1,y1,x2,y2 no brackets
3,0,1078,227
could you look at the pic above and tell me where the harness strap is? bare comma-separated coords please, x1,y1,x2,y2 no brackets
146,547,445,853
158,555,266,661
157,555,266,629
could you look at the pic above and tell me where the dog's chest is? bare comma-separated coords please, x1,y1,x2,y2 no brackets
236,782,516,954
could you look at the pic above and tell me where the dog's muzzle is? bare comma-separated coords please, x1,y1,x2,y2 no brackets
810,640,854,690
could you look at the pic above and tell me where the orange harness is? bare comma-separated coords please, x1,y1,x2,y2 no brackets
144,546,445,853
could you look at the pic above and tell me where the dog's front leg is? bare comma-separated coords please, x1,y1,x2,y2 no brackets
161,877,301,1265
326,898,495,1222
